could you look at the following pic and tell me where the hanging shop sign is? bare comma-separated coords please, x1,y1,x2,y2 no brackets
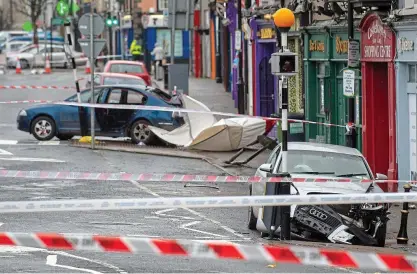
309,40,325,52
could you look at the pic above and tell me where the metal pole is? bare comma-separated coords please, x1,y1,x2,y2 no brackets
397,184,412,244
215,15,222,83
279,31,291,240
119,11,124,59
346,0,356,148
90,11,95,149
237,0,244,114
170,0,176,64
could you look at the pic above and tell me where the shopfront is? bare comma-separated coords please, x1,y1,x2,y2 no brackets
394,22,417,189
359,13,397,189
251,20,277,117
303,22,362,148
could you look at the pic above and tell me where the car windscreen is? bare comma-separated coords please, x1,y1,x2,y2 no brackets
109,64,143,74
146,87,174,103
103,77,146,86
277,150,371,179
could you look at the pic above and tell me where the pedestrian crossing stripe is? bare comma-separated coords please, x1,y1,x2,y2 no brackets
0,140,62,146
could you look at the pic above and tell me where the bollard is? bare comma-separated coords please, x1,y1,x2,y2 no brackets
397,184,412,244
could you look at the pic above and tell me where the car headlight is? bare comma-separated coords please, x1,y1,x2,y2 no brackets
19,110,27,116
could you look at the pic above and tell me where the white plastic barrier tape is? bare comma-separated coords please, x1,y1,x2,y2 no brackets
0,232,415,272
0,169,410,184
0,100,52,104
54,101,346,128
0,193,415,214
0,85,75,89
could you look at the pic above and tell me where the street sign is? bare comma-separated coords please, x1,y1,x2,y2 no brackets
343,69,355,97
78,39,106,59
235,30,242,51
348,40,360,68
56,1,70,17
142,15,149,29
78,14,105,37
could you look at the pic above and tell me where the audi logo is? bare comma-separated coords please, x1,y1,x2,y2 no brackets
309,208,328,220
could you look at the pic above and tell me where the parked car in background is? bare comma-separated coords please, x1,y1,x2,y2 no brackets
16,85,184,145
249,142,391,247
1,41,31,54
0,31,29,53
103,60,152,86
6,44,85,68
84,73,147,88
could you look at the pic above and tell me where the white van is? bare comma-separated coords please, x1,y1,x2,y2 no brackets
2,41,31,54
0,31,29,52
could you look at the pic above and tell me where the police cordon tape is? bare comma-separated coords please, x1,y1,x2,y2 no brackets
0,85,75,89
30,99,348,128
0,232,415,272
0,193,416,214
0,169,401,184
0,100,52,104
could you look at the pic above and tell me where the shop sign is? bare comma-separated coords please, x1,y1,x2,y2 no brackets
335,36,348,54
398,37,414,53
256,27,275,39
361,16,394,61
343,69,355,97
309,40,325,52
348,40,360,68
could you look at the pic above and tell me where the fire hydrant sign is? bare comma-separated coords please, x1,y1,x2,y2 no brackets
343,69,355,97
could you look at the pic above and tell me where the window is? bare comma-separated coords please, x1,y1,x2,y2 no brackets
267,145,281,168
107,89,122,104
65,88,101,103
127,90,145,104
109,64,143,73
103,77,146,86
277,150,371,179
158,0,169,10
52,47,65,53
409,64,417,83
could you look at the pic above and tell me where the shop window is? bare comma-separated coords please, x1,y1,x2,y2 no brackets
409,64,417,83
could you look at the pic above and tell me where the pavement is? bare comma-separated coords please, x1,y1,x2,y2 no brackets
0,70,415,273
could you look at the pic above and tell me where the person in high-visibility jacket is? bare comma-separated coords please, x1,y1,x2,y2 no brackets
130,37,143,61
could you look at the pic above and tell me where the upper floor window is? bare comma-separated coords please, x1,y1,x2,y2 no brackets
158,0,168,11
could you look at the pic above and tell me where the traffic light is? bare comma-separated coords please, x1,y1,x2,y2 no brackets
106,17,112,26
270,52,298,76
112,16,118,25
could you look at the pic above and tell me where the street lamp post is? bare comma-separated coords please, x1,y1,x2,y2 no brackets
269,8,297,240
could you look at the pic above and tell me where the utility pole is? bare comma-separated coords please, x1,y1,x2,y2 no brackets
236,0,244,114
346,0,357,148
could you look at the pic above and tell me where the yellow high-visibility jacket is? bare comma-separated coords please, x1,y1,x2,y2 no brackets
130,40,142,55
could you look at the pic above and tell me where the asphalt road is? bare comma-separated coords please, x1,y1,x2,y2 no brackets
0,71,390,273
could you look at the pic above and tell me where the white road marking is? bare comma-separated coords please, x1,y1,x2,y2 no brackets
0,140,18,145
155,208,196,220
130,180,248,240
46,255,102,274
0,157,65,162
0,149,12,155
38,141,60,145
180,221,229,238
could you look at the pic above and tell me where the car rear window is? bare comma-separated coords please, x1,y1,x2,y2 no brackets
103,77,146,86
109,64,143,74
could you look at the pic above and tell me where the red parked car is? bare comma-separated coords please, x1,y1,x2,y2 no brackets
103,60,152,86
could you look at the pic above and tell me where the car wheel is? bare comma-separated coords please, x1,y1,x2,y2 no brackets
130,119,156,145
31,116,56,141
56,134,74,141
248,186,257,230
20,59,29,69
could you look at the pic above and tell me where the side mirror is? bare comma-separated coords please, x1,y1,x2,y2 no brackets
259,163,272,173
376,173,388,180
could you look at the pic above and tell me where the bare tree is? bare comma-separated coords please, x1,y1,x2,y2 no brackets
14,0,48,44
0,6,13,31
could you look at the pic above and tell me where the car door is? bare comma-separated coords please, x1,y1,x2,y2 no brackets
51,46,66,66
252,145,281,197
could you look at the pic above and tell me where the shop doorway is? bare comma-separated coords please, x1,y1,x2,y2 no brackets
259,56,275,117
363,62,389,176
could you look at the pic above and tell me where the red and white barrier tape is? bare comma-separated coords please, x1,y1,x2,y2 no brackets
0,85,75,89
0,193,415,214
0,232,414,272
54,101,347,128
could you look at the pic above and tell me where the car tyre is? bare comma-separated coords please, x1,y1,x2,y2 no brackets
57,134,74,141
130,119,157,145
31,116,56,141
248,186,257,230
20,59,29,69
